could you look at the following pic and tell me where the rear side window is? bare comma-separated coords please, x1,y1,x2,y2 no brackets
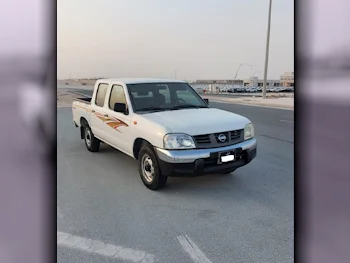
95,83,109,107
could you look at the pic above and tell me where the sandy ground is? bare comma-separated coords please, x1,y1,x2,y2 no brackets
57,79,96,86
57,90,82,108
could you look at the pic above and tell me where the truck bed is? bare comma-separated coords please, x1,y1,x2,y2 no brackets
72,97,93,127
74,97,91,104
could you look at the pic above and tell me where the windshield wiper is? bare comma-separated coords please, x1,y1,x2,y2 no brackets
171,105,208,110
137,107,168,112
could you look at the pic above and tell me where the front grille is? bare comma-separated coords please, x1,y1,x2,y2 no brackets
230,130,241,140
193,134,211,144
193,129,244,148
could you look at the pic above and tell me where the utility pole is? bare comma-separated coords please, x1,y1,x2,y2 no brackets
262,0,272,99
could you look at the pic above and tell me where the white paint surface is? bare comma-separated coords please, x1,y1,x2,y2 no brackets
176,235,213,263
57,231,156,263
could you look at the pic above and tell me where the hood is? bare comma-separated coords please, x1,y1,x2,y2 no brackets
141,108,250,135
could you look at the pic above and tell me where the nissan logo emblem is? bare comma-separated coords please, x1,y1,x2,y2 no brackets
218,134,226,142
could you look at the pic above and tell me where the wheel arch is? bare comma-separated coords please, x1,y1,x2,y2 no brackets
80,117,89,139
133,138,153,159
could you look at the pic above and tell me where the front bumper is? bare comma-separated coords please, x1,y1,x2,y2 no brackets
155,138,257,177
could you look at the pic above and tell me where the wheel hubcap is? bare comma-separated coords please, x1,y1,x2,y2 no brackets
85,129,91,147
142,155,154,183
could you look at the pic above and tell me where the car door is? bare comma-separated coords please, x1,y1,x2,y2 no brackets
90,82,110,140
103,84,132,154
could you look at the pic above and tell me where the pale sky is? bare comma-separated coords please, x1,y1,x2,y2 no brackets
58,0,294,80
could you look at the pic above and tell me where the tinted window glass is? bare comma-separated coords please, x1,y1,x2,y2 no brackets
127,82,207,112
176,89,199,105
109,85,127,111
130,90,152,98
158,84,171,103
95,83,108,107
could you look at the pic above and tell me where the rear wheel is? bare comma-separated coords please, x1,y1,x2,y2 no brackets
84,125,100,152
138,143,167,190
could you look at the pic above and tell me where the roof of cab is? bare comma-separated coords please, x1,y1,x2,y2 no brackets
98,78,186,85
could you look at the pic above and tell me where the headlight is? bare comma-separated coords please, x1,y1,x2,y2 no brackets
244,123,254,140
163,134,196,149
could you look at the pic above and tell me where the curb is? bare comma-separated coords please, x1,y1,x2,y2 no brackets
68,90,92,98
209,100,294,110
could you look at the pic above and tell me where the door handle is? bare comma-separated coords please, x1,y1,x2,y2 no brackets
104,114,108,117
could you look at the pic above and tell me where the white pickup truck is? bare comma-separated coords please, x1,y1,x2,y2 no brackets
72,78,257,190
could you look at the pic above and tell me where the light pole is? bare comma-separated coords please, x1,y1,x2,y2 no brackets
262,0,272,99
233,63,253,80
251,70,260,78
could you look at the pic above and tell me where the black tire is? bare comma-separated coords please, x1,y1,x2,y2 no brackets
138,143,167,190
84,125,100,152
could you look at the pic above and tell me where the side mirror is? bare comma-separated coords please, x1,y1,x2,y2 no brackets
203,98,209,104
114,103,128,114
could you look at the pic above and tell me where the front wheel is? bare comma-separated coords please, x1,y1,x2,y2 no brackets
138,144,167,190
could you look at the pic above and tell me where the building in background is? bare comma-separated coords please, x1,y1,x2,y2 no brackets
280,72,294,87
243,76,280,87
193,71,293,88
195,79,243,85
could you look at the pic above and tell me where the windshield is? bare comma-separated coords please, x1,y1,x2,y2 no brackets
127,82,208,112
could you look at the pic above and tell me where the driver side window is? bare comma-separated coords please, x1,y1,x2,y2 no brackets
176,90,200,105
109,85,127,111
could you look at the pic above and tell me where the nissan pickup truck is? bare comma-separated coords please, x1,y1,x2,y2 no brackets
72,78,257,190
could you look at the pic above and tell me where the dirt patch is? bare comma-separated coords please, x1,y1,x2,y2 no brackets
57,79,97,86
241,101,294,109
57,90,81,108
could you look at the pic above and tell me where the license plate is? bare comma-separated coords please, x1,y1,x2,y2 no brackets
218,150,235,164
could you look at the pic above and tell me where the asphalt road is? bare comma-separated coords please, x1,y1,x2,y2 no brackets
58,95,294,263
